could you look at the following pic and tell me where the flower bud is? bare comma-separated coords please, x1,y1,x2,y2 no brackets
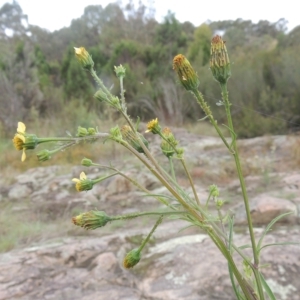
72,210,111,230
114,65,126,78
94,89,109,103
123,248,141,268
36,149,52,162
87,128,96,135
74,47,94,70
76,126,89,137
81,157,93,167
121,125,149,153
173,54,199,91
210,35,231,84
160,127,178,158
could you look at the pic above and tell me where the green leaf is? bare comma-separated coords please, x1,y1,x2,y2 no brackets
257,211,295,253
238,244,252,250
260,241,300,252
260,272,276,300
227,217,245,299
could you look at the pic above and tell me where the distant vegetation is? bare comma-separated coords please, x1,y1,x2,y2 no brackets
1,1,300,138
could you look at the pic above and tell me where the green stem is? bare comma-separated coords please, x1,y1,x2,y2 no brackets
138,215,163,252
168,156,177,183
119,75,127,113
90,68,112,97
180,158,200,206
220,83,264,300
117,141,256,298
91,163,175,208
158,131,200,206
206,228,257,300
112,210,188,221
193,90,232,152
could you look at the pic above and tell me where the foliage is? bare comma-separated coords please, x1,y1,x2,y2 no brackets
0,1,300,136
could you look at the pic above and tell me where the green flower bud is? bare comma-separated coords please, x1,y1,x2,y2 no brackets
210,35,231,84
121,125,149,153
36,149,52,162
114,65,126,78
173,54,199,91
161,127,178,158
123,248,141,268
81,157,93,167
72,210,111,230
76,126,89,137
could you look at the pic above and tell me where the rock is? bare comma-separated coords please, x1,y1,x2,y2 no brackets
0,223,299,300
234,193,298,225
8,184,32,200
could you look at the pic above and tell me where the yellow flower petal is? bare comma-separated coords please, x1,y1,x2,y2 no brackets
72,178,80,183
79,172,87,180
17,122,26,134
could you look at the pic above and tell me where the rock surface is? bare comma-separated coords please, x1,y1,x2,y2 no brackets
1,132,300,299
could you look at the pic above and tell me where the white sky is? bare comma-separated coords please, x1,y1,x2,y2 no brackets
1,0,299,32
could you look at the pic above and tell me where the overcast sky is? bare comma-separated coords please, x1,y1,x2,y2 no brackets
1,0,299,32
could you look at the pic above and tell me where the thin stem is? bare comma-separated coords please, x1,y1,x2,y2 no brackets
138,215,163,252
179,158,200,206
158,131,200,206
220,83,264,300
90,68,112,97
206,228,258,300
192,90,232,152
112,210,188,221
91,163,175,208
119,75,127,113
217,208,228,247
168,156,176,183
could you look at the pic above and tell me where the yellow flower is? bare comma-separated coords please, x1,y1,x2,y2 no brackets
173,54,199,91
12,122,27,161
145,118,161,134
72,172,94,192
74,47,94,69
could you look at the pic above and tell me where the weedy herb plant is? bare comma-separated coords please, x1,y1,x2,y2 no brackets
13,36,297,300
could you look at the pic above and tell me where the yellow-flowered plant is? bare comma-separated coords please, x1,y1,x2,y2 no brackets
13,39,297,300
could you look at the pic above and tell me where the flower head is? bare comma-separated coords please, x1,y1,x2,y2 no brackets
123,248,141,268
114,65,126,78
210,35,231,84
160,127,178,158
36,149,52,162
121,125,149,153
145,118,161,134
81,157,93,167
72,172,94,192
173,54,199,91
74,47,94,70
72,210,111,230
12,122,38,161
